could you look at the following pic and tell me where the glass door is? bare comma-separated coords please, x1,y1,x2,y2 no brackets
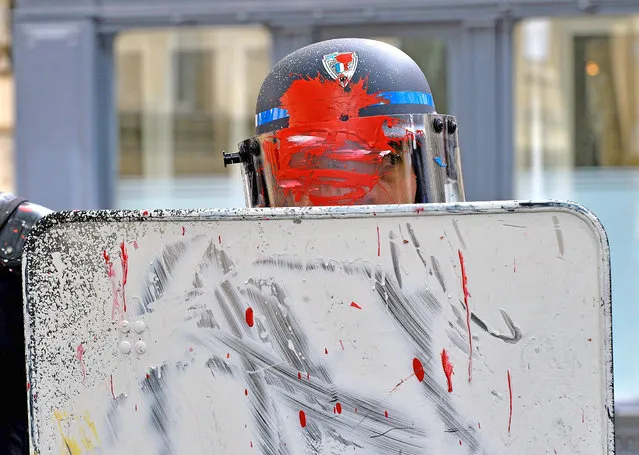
514,15,639,414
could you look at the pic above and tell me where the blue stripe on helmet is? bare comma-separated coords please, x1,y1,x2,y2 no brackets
255,107,289,127
255,91,434,127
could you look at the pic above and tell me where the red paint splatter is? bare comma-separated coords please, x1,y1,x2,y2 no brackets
226,353,230,359
182,226,185,236
350,301,362,309
507,370,513,433
299,410,307,427
142,210,149,216
26,382,30,390
218,235,222,244
261,75,405,206
415,207,424,213
440,349,454,393
245,389,248,396
354,408,358,413
307,373,310,380
340,339,345,350
298,372,302,380
336,402,342,414
458,250,473,382
478,422,481,429
459,440,462,445
103,250,122,321
75,343,86,382
413,357,425,382
389,372,415,394
377,226,381,256
384,410,389,418
133,240,139,250
110,375,116,400
245,307,255,327
324,347,328,355
250,441,253,448
119,242,128,312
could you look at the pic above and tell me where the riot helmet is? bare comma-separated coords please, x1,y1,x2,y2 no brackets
223,38,465,207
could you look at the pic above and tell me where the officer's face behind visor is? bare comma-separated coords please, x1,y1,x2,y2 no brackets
233,113,464,208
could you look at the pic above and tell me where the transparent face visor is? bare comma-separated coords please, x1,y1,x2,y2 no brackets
225,114,465,208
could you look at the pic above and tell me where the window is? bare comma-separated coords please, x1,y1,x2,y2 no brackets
115,26,272,209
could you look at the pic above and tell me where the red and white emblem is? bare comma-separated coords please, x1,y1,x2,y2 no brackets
322,51,359,87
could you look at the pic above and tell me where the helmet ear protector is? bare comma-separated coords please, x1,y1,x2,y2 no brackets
223,38,465,207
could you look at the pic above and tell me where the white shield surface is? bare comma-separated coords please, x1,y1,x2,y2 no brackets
22,201,613,455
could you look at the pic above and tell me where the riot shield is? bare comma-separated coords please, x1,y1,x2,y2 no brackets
22,201,613,455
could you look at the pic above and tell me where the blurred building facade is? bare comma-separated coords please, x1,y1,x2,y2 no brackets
4,0,639,452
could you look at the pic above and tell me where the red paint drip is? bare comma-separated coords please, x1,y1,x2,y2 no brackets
324,347,328,355
440,349,454,392
119,242,128,312
384,410,389,418
245,307,255,327
75,343,86,382
307,373,310,380
245,389,248,396
226,353,230,359
377,226,381,256
458,250,473,382
389,372,415,394
507,370,513,433
110,375,116,400
182,226,185,236
459,440,462,445
350,301,362,309
340,339,345,350
218,235,222,244
413,357,425,382
27,382,30,390
299,410,307,428
336,402,342,414
298,372,302,380
103,250,122,321
478,422,481,429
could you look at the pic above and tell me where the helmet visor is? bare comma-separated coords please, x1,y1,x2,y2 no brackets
230,114,464,208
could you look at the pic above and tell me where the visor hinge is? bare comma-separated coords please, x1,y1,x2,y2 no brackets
223,151,243,167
